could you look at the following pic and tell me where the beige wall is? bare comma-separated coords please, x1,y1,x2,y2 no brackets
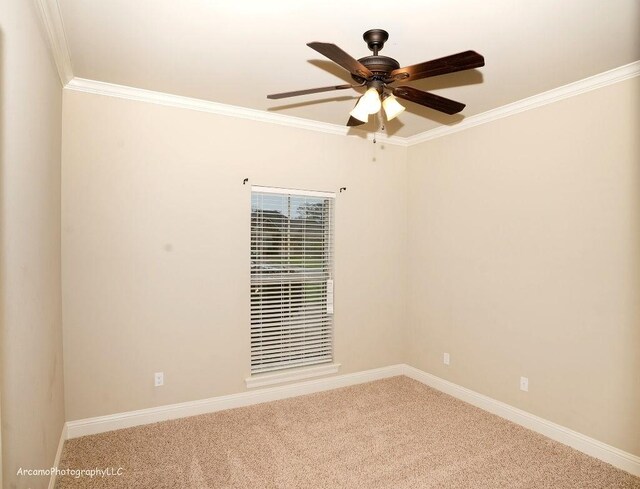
407,77,640,456
61,76,639,458
61,90,407,420
0,1,65,488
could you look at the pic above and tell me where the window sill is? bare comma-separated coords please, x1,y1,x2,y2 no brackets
245,363,341,389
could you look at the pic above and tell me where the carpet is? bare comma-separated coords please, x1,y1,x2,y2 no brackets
56,376,640,488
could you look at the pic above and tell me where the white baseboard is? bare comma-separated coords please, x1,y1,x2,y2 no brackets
62,363,639,478
48,423,67,489
403,365,640,477
66,364,404,439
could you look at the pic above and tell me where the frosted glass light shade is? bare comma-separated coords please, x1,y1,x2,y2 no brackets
349,88,382,122
360,87,382,114
382,94,405,120
349,101,370,123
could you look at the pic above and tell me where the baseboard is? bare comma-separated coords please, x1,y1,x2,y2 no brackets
403,365,640,477
48,423,67,489
66,364,404,439
63,363,640,477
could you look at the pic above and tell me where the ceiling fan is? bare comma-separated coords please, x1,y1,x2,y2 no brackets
267,29,485,127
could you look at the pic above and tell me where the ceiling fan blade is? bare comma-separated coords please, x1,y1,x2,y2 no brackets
267,83,354,99
393,86,465,115
391,50,484,82
347,116,365,127
307,42,374,79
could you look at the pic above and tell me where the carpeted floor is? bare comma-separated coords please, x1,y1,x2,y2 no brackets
56,376,640,488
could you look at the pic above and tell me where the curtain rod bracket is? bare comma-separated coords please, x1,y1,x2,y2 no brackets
243,178,249,185
339,187,347,193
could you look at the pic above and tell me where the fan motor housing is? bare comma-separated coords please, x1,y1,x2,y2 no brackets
352,55,400,83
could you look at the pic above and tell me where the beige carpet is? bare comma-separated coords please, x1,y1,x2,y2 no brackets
56,376,640,488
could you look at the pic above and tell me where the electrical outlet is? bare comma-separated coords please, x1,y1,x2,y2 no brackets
154,372,164,387
520,376,528,392
443,352,450,365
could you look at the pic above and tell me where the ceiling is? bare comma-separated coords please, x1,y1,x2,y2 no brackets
57,0,639,138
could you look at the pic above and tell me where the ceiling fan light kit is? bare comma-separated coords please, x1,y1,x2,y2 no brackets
350,87,383,122
349,98,371,123
382,94,405,121
267,29,485,129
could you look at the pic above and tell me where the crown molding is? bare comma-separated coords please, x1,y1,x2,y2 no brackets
35,0,73,85
406,60,640,146
65,59,638,147
33,0,638,143
65,78,408,146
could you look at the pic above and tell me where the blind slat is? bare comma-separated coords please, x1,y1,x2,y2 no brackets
251,345,333,361
252,347,333,358
251,357,332,374
251,316,331,328
250,322,332,333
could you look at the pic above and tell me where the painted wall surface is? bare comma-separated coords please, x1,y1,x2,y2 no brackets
0,1,65,488
61,75,639,459
407,78,640,456
61,90,408,420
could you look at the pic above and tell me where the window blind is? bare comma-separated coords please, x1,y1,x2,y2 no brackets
250,187,334,375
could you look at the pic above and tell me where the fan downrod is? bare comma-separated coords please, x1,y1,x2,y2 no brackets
351,29,399,83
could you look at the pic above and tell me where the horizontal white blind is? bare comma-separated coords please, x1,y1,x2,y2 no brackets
250,188,334,374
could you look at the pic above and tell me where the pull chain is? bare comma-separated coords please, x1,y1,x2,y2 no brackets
373,112,385,144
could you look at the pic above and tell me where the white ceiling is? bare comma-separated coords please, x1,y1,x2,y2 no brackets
57,0,639,138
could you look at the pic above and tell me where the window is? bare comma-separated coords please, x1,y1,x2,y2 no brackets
250,186,334,375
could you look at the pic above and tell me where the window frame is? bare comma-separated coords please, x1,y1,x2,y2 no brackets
248,185,337,383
